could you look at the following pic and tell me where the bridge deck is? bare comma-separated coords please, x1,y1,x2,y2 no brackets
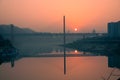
21,54,104,57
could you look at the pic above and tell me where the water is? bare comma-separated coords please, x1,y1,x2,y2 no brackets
0,35,120,80
0,50,120,80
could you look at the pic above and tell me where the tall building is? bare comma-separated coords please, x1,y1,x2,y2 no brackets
108,21,120,37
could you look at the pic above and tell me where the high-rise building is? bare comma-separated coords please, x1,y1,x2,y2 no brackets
108,21,120,37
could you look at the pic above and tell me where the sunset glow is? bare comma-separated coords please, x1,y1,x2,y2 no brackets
0,0,120,32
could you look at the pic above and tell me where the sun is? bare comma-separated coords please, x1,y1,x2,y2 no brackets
74,28,78,31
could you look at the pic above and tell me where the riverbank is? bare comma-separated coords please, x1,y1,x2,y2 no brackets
66,36,120,55
0,34,18,56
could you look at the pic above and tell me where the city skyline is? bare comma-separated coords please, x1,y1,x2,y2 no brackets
0,0,120,33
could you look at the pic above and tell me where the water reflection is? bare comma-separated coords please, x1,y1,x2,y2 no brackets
0,48,19,68
0,47,120,80
101,55,120,80
0,56,114,80
74,50,78,54
108,56,120,69
1,48,120,70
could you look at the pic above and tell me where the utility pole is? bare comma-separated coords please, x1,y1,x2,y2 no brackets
10,24,14,44
63,16,66,75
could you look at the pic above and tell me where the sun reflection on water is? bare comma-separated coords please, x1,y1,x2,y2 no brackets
74,50,78,54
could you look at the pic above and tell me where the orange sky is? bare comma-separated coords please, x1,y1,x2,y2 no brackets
0,0,120,33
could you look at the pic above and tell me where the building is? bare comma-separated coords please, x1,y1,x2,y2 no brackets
108,21,120,37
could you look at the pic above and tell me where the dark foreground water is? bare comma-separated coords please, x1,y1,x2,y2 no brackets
0,50,120,80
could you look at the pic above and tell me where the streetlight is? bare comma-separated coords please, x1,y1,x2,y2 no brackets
10,24,14,43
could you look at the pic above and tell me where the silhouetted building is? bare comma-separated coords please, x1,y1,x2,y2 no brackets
108,21,120,37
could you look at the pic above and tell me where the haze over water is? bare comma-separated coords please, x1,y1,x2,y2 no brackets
0,31,120,80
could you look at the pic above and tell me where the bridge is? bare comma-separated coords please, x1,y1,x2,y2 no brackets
19,53,104,58
2,33,107,43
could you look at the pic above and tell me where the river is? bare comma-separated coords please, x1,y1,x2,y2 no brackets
0,49,120,80
0,35,120,80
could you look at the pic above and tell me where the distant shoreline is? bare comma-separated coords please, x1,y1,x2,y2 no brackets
65,36,120,56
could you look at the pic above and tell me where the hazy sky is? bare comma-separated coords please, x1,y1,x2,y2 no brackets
0,0,120,33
